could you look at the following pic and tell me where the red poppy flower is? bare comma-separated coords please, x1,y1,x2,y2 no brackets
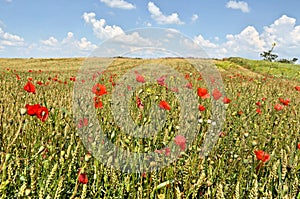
92,73,98,80
164,147,171,156
212,88,222,100
24,81,36,94
136,96,144,109
186,82,192,89
254,150,270,163
219,132,226,137
136,74,145,83
295,86,300,91
198,105,206,112
256,108,262,114
297,143,300,150
94,97,103,108
127,85,132,90
210,77,216,84
16,74,21,80
28,77,33,81
25,104,41,116
36,106,49,122
255,101,261,107
155,148,171,156
78,118,89,128
70,76,76,81
157,76,166,86
78,169,88,184
159,100,171,111
171,87,179,93
279,98,290,106
174,135,186,151
197,87,210,99
274,104,284,111
185,73,190,79
154,149,162,154
92,83,107,96
83,118,88,126
37,81,43,85
223,97,231,104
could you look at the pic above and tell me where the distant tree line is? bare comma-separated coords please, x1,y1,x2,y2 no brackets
260,43,298,64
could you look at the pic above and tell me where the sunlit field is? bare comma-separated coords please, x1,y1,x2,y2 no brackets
0,57,300,198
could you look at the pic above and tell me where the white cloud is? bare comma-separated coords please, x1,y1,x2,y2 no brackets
0,27,24,48
5,0,12,3
191,14,199,22
148,2,184,25
62,32,75,44
194,35,217,48
37,32,97,56
113,31,154,46
226,1,250,13
82,12,124,39
193,26,265,58
41,36,58,46
260,15,300,59
261,15,297,46
75,37,97,51
225,26,265,53
192,15,300,60
100,0,135,9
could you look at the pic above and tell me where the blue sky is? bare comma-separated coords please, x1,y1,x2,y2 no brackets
0,0,300,60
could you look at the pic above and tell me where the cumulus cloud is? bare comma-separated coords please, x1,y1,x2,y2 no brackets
82,11,157,50
38,32,97,56
191,14,199,22
225,26,265,53
100,0,135,9
148,2,184,25
193,27,265,58
193,15,300,60
260,15,300,59
114,31,156,47
261,15,297,46
41,36,58,46
226,1,250,13
75,37,97,51
194,35,217,48
0,27,24,48
82,12,124,39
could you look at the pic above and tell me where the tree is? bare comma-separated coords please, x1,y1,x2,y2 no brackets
277,58,298,64
260,43,278,62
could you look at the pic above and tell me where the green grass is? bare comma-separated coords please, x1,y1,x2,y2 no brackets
226,57,300,81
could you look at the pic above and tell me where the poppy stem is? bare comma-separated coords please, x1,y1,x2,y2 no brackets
255,161,264,174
